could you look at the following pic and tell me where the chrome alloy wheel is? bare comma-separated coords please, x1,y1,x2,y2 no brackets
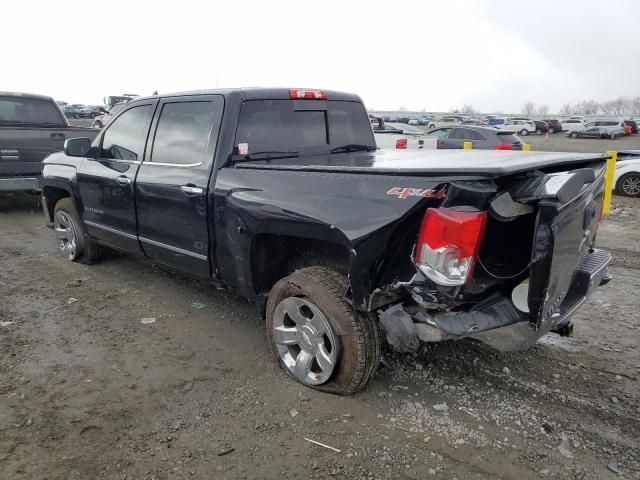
272,296,340,386
622,175,640,196
54,210,80,260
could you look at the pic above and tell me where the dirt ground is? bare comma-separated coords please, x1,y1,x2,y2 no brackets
1,187,639,479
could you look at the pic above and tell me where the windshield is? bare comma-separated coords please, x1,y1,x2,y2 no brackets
0,96,66,126
234,100,375,159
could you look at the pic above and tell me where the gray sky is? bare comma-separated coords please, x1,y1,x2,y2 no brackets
3,0,638,113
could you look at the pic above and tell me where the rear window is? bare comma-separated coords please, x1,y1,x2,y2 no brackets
496,132,520,144
234,100,374,158
0,96,65,126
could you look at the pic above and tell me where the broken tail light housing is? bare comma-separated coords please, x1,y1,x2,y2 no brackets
396,138,408,149
416,208,487,286
289,89,327,100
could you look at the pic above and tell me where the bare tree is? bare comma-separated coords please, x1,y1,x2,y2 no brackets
576,99,600,115
560,103,575,115
460,104,478,114
631,97,640,115
536,104,549,116
522,101,537,116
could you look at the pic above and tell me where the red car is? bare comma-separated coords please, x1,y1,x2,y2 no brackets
623,120,637,135
91,101,128,129
622,122,632,136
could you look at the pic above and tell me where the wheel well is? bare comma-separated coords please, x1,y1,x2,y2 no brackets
43,187,71,219
251,234,349,295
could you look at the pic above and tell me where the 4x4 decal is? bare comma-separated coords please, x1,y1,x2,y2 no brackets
387,187,447,200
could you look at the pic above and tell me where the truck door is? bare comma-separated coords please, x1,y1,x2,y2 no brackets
134,95,224,278
77,101,156,253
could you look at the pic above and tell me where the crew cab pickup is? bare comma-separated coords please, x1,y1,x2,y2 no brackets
41,88,612,395
0,92,98,192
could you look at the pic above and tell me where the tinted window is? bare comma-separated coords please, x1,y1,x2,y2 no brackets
151,100,222,165
450,128,486,140
101,105,151,161
234,100,374,157
427,128,452,139
0,96,65,126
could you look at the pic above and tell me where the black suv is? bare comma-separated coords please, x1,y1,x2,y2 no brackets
542,119,562,134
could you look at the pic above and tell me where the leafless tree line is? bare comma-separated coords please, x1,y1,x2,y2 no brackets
524,97,640,116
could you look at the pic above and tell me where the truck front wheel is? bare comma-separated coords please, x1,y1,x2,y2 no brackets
53,198,105,264
266,267,380,395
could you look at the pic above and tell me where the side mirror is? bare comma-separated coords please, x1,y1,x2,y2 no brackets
64,137,92,157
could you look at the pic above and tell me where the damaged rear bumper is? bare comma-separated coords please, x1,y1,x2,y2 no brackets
378,248,612,352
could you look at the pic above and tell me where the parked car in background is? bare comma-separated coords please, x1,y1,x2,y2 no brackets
79,105,102,118
0,92,98,192
541,119,563,133
386,122,426,135
427,117,461,129
614,151,640,197
560,118,584,132
92,101,128,129
533,120,549,135
567,126,611,139
371,116,436,150
486,117,506,128
565,120,624,138
498,119,536,136
623,120,638,134
425,126,523,150
61,104,80,118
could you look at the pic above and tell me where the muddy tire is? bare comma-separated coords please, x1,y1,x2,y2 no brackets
266,267,380,395
53,198,106,264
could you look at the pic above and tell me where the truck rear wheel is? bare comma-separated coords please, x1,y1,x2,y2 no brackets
53,198,106,264
266,267,380,395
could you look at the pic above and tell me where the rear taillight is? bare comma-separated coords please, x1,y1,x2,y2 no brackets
396,138,407,149
493,144,513,150
416,208,487,286
289,89,327,100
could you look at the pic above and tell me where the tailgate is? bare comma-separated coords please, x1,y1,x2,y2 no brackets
0,127,66,176
527,166,608,331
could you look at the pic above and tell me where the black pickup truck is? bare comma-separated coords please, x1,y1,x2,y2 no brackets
0,92,98,192
40,88,612,394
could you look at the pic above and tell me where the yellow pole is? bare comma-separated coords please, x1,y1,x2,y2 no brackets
603,151,617,215
463,141,472,150
522,143,531,151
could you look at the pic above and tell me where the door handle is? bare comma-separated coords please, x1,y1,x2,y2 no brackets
116,176,131,186
50,132,66,140
181,185,203,195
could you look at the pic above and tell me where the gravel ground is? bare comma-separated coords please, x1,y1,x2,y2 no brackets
1,189,639,479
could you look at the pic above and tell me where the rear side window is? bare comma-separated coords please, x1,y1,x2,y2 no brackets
234,100,374,157
101,105,151,161
0,96,65,126
150,99,223,165
450,128,486,141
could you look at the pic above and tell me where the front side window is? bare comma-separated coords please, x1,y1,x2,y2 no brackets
100,105,151,161
151,100,223,165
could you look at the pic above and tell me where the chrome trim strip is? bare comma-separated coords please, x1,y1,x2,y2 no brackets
83,220,138,240
138,236,208,261
141,161,203,168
